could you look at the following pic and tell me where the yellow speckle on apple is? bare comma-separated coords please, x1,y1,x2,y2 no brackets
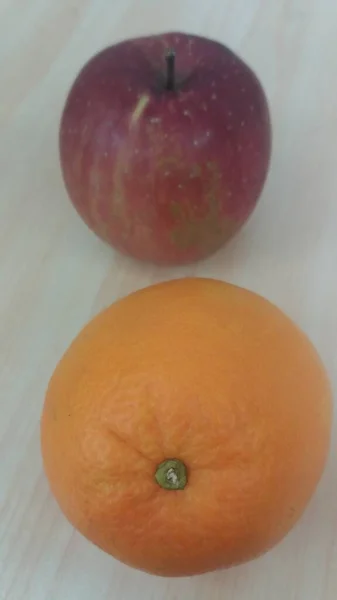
130,94,150,128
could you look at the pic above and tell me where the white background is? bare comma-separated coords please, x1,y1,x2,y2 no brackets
0,1,336,598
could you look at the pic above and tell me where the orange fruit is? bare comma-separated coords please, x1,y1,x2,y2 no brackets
41,278,332,577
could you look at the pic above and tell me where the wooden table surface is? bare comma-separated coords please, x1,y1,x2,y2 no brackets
1,1,337,598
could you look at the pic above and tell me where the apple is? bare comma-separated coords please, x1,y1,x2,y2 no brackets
60,32,271,265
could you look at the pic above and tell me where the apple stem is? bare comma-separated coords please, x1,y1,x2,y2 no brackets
165,49,176,91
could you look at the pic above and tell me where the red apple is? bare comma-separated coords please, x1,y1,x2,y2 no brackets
60,32,271,265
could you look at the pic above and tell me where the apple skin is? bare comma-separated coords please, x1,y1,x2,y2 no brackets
60,32,271,265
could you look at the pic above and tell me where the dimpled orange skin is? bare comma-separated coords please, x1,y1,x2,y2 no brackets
41,278,332,577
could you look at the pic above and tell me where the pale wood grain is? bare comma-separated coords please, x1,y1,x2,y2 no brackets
1,1,337,598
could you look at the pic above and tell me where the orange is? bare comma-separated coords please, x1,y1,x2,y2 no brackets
41,278,332,577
